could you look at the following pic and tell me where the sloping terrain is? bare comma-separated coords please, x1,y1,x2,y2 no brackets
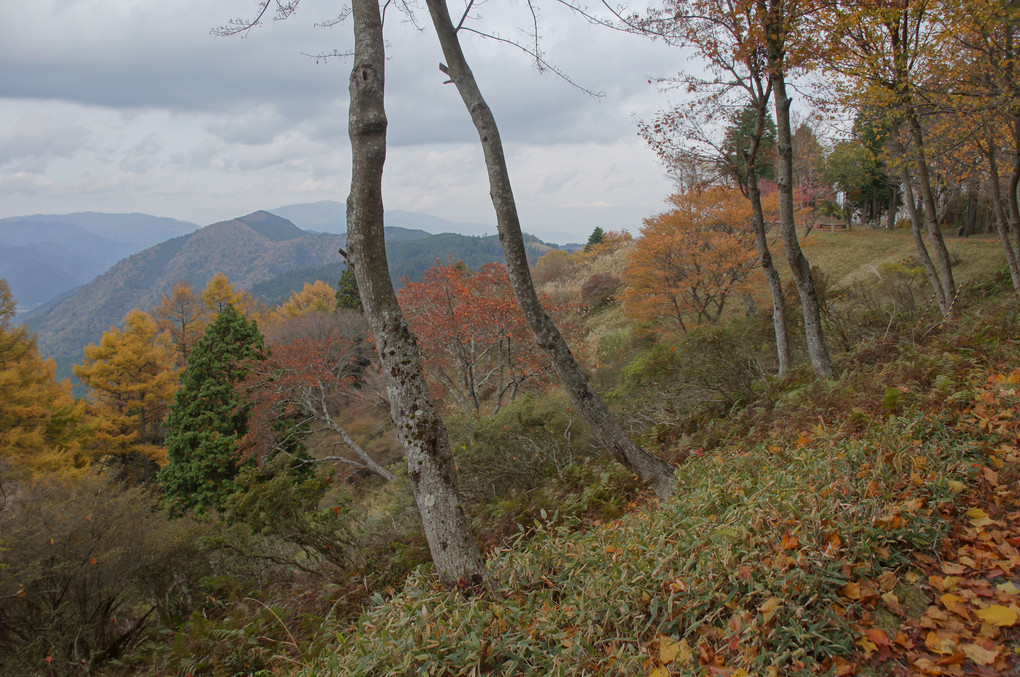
24,212,344,359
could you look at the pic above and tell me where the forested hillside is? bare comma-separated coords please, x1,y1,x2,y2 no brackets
5,0,1020,674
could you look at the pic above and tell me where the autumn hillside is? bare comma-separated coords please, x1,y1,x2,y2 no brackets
312,256,1020,676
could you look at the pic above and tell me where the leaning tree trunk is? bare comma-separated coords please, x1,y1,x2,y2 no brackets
770,64,834,379
905,108,958,317
423,0,674,499
745,95,791,379
898,159,948,309
985,145,1020,291
346,0,485,586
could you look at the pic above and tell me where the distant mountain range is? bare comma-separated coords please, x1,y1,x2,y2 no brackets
11,207,564,372
0,212,199,309
270,200,498,237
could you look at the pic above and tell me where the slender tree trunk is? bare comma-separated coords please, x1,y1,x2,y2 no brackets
986,147,1020,291
1009,126,1020,265
346,0,485,586
770,64,834,378
886,184,898,229
905,109,957,317
898,158,948,309
424,0,674,499
745,100,791,378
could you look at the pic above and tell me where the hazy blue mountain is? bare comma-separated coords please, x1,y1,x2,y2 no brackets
0,212,199,248
23,212,344,361
269,200,497,237
0,212,199,310
20,209,566,381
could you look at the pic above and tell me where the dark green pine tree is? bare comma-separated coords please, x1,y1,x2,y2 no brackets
159,305,266,514
584,226,605,252
335,265,363,312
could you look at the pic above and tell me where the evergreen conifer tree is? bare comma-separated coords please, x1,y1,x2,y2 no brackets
584,226,606,252
158,305,266,514
335,265,363,312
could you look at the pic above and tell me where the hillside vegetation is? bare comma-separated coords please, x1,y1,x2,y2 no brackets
1,225,1017,676
314,257,1020,676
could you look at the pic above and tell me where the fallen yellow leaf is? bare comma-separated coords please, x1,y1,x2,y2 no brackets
997,581,1020,596
658,635,688,665
975,604,1018,627
966,507,994,527
759,597,781,625
947,480,965,493
647,668,669,677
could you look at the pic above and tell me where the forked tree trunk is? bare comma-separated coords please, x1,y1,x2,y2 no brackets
346,0,485,586
424,0,675,499
770,64,834,379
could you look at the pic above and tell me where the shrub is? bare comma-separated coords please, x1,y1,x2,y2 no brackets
449,395,597,504
612,314,774,442
580,272,622,310
0,474,211,675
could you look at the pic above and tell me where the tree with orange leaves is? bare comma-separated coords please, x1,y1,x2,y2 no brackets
623,187,762,338
239,329,392,482
398,261,553,416
638,0,795,376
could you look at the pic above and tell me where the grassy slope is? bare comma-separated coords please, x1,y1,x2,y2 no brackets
307,234,1018,676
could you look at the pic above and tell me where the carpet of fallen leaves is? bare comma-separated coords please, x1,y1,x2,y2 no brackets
852,370,1020,676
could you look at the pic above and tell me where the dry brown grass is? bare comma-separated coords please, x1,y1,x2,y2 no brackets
797,227,1005,289
534,226,1010,363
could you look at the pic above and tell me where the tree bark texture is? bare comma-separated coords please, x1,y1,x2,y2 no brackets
745,95,792,379
905,109,958,317
986,146,1020,291
424,0,675,499
768,56,834,379
346,0,486,586
898,160,948,309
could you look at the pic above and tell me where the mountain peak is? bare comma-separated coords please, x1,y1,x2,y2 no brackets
235,211,306,241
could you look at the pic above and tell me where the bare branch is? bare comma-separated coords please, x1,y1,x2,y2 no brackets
457,26,605,97
212,0,301,38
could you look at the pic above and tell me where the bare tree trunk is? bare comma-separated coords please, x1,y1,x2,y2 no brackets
886,184,898,229
745,98,791,379
770,66,833,378
424,0,674,499
905,109,957,317
346,0,485,586
898,157,948,309
986,147,1020,291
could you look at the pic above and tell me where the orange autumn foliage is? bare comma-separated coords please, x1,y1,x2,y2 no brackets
622,187,764,338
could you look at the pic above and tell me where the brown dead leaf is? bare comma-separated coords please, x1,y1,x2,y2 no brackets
960,642,999,666
882,591,905,616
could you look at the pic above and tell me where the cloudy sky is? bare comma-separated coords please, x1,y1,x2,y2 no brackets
0,0,690,241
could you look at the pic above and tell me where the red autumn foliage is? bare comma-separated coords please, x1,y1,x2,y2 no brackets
398,261,554,416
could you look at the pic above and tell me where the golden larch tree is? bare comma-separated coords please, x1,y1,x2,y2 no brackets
74,309,178,481
0,279,89,476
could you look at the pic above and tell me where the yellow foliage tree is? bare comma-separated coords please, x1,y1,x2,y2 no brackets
0,279,89,476
153,280,208,368
276,280,336,318
622,187,762,337
73,309,178,481
201,273,255,316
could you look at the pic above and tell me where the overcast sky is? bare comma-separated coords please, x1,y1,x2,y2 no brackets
0,0,692,241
